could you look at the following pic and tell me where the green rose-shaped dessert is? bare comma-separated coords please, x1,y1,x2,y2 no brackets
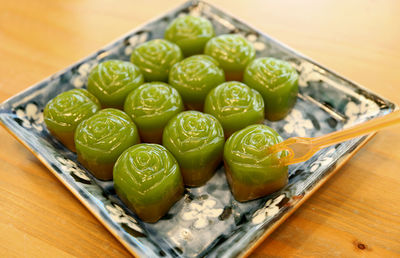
44,89,100,151
87,60,144,109
124,82,184,143
169,55,225,110
75,109,140,180
224,124,288,202
204,81,264,137
130,39,183,82
165,15,215,57
113,144,184,222
204,34,255,81
243,57,299,121
163,111,224,186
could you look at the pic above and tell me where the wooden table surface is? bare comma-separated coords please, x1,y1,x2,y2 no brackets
1,0,399,257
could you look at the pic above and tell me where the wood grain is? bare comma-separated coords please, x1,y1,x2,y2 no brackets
0,0,399,257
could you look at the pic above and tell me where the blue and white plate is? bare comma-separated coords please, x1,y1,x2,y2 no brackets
0,1,396,257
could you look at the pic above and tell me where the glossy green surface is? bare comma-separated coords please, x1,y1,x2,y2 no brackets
44,89,100,133
163,110,224,171
204,81,264,136
165,15,215,56
243,57,299,121
130,39,183,82
224,124,287,185
124,82,183,142
113,144,183,206
75,109,140,164
204,34,255,73
87,60,144,109
76,88,101,107
169,55,225,108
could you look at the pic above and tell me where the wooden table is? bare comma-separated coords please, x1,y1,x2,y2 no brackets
1,0,399,256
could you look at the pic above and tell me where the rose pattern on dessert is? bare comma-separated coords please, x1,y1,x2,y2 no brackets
75,111,138,158
130,39,183,82
224,124,288,202
75,109,140,180
165,112,222,153
44,90,100,130
113,144,184,222
205,34,255,71
204,81,264,137
124,82,183,143
204,34,255,80
244,57,299,121
43,89,101,151
163,111,224,186
169,55,225,110
125,83,182,117
115,145,178,200
225,126,285,183
87,60,144,108
165,15,215,56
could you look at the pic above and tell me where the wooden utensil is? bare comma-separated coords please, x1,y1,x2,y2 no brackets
269,110,400,166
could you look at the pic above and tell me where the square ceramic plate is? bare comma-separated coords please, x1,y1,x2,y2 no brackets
0,1,397,257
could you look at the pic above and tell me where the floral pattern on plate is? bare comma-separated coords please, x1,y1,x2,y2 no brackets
13,102,44,132
182,198,224,229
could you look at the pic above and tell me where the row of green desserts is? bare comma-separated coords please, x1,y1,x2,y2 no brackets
84,55,297,141
88,55,298,118
130,39,298,121
44,77,279,153
86,17,298,121
44,88,287,222
43,86,275,182
86,53,298,136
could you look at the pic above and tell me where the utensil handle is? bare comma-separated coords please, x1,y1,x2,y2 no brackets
311,110,400,150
